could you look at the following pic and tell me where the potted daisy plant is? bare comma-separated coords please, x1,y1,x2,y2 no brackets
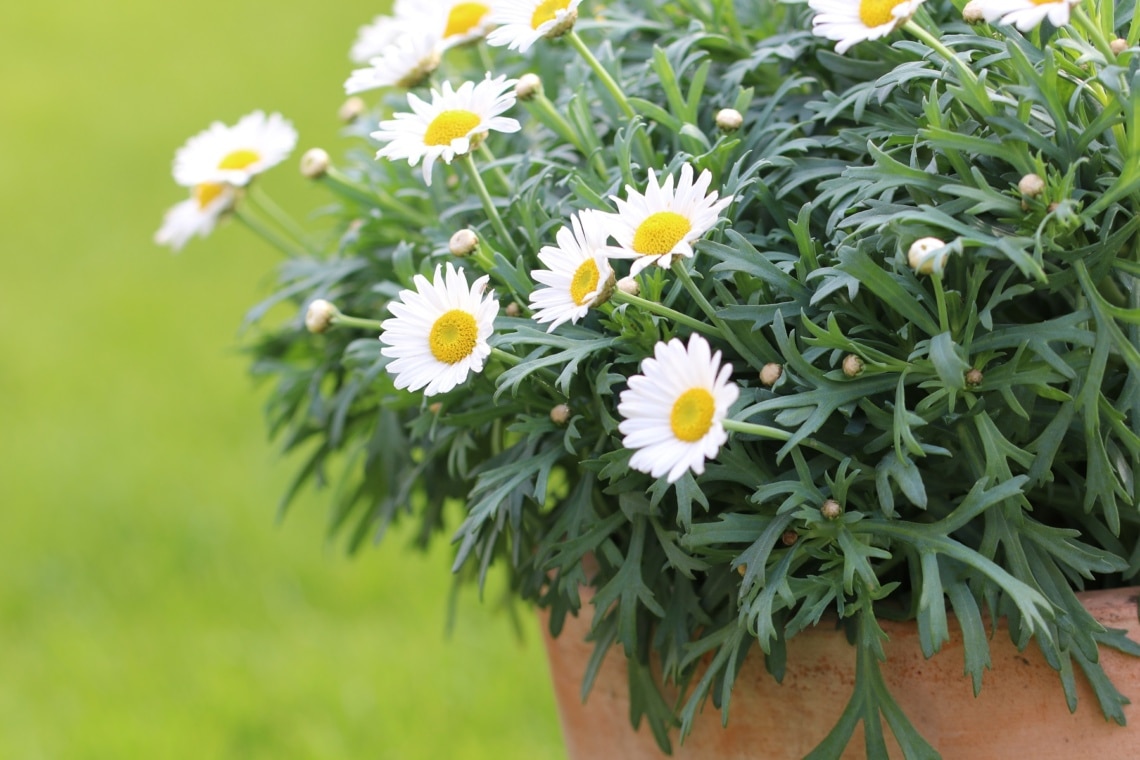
158,0,1140,756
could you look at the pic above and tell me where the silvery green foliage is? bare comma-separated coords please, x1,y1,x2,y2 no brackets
242,0,1140,755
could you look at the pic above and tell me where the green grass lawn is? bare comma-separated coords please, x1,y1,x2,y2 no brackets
0,3,564,757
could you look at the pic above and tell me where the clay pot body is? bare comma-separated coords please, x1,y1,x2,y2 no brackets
540,587,1140,759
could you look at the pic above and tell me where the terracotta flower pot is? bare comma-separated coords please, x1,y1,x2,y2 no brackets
540,587,1140,759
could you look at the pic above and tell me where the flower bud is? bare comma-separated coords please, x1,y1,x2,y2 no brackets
617,276,640,296
842,354,864,378
449,228,479,257
821,499,843,520
759,362,783,387
338,96,366,123
428,402,443,415
965,368,983,387
715,108,743,133
907,237,948,275
781,530,798,546
737,563,747,576
300,148,330,179
305,299,338,334
550,403,571,425
505,302,521,317
1110,38,1128,55
962,0,985,23
1018,173,1045,198
515,73,543,101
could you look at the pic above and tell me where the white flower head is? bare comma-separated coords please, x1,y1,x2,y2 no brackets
380,262,499,396
618,333,740,484
350,13,406,63
436,1,497,47
172,111,297,188
486,0,582,53
345,30,443,94
606,163,734,275
529,210,616,332
809,0,925,55
371,74,521,185
977,0,1078,31
154,182,236,251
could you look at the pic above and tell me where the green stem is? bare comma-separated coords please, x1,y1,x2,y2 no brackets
672,260,770,367
478,143,512,195
234,207,307,258
461,153,518,256
903,21,992,115
527,92,608,178
566,30,635,119
331,313,385,331
247,185,316,255
611,288,724,337
722,418,791,441
322,167,431,228
932,274,951,335
1072,6,1119,62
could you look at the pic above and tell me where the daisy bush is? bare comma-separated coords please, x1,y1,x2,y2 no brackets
158,0,1140,755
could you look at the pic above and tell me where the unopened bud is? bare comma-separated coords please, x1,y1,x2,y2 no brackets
338,96,366,123
962,0,985,23
1018,173,1045,198
542,6,578,39
781,530,798,546
821,499,843,521
907,236,949,275
715,108,743,132
428,402,443,415
1110,38,1128,55
617,276,639,296
300,148,330,179
505,302,521,317
759,362,783,387
842,354,864,378
305,299,338,334
515,73,543,101
449,228,479,257
965,368,983,387
550,403,571,425
737,563,747,576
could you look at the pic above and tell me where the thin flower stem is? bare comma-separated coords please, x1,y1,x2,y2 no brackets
491,346,561,396
234,207,306,259
722,418,791,441
902,21,993,116
565,30,655,167
323,167,432,228
331,313,385,332
566,30,635,119
672,260,769,367
526,93,608,178
247,185,317,255
461,153,519,256
1072,6,1119,63
611,288,724,337
932,274,951,335
478,143,512,195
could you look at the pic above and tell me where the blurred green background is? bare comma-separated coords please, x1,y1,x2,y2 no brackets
0,2,564,758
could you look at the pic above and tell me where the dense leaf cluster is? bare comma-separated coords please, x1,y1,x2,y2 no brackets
243,0,1139,755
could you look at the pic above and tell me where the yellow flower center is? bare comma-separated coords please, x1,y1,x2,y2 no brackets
445,2,490,37
194,182,225,210
631,211,692,256
670,388,716,443
570,259,600,306
429,309,479,364
424,109,481,147
858,0,905,27
531,0,571,29
217,148,261,171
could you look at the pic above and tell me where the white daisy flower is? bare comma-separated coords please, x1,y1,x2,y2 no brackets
380,262,500,396
349,13,406,64
618,333,740,484
172,111,297,188
345,30,443,93
529,210,616,332
977,0,1078,31
371,74,521,186
809,0,926,54
486,0,581,53
606,163,734,275
436,1,497,47
154,182,236,252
